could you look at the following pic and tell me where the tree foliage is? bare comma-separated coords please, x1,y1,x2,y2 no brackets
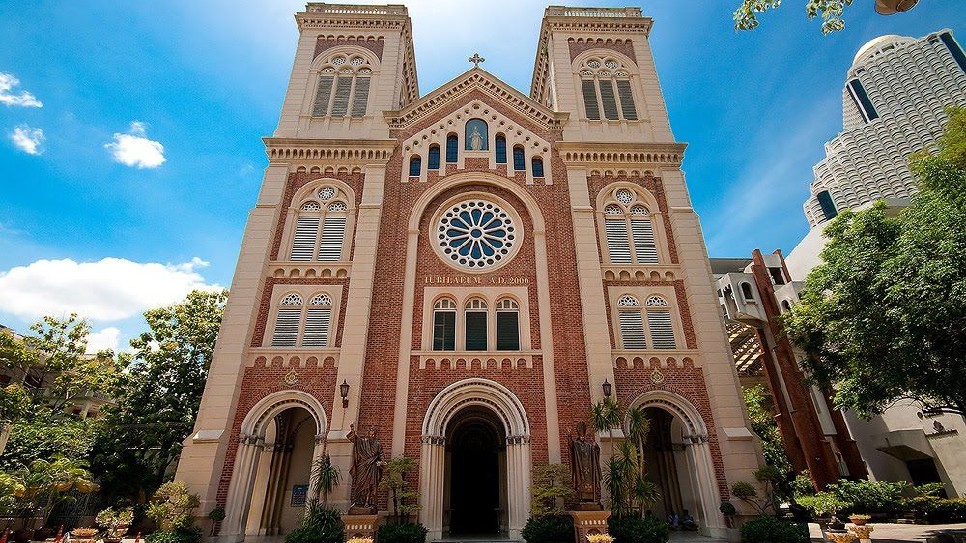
91,289,228,501
734,0,854,34
783,107,966,420
529,463,573,516
742,385,794,496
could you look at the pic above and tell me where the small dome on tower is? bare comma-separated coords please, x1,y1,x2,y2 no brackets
852,34,914,67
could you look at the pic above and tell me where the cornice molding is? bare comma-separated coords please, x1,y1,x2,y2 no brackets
263,138,397,165
557,142,687,167
385,69,568,131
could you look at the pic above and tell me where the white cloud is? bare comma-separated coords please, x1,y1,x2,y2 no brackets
10,125,44,155
0,72,42,107
104,121,166,168
0,257,219,322
86,327,120,354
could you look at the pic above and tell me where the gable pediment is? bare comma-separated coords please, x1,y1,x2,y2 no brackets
384,68,567,131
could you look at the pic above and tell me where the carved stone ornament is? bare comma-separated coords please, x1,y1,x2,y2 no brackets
650,369,665,384
283,370,299,386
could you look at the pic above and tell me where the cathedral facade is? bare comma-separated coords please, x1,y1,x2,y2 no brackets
176,4,760,540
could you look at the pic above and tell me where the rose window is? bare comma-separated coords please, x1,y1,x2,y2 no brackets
436,200,517,270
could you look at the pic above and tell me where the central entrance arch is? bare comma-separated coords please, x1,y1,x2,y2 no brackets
445,407,506,535
420,378,531,540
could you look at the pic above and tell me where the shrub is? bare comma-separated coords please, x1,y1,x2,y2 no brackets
145,527,202,543
607,515,669,543
740,515,808,543
377,522,428,543
147,481,200,532
284,504,343,543
521,514,574,543
924,498,966,523
826,479,909,516
796,491,850,518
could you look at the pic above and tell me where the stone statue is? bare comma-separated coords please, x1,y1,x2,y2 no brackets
469,126,485,151
347,423,383,512
569,421,601,508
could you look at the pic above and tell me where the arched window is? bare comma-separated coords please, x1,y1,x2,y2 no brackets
465,298,488,351
312,53,373,117
513,145,526,171
433,298,457,351
465,119,488,151
616,295,646,350
602,188,658,264
290,185,349,262
531,157,544,178
302,294,332,347
740,282,756,303
645,296,675,350
577,56,637,121
780,300,792,313
446,134,459,163
271,294,304,347
495,134,507,164
496,298,520,351
428,145,441,170
409,155,421,176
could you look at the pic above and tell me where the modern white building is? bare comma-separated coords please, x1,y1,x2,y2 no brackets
803,29,966,227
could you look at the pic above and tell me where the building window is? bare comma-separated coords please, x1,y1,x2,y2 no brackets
465,298,488,351
271,292,333,347
290,186,349,262
846,78,878,123
495,134,507,164
578,56,638,121
531,157,544,178
312,54,373,118
616,295,646,349
433,298,457,351
428,145,441,170
940,32,966,73
740,282,756,303
496,298,520,351
436,199,518,270
602,188,659,265
446,134,459,163
817,190,838,221
513,145,526,171
465,119,488,151
645,296,675,350
409,155,421,176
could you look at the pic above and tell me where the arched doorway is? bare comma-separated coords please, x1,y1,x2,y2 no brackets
245,406,317,535
445,407,506,536
626,392,723,537
221,392,328,539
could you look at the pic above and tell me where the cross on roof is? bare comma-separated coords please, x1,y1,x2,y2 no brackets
468,53,485,68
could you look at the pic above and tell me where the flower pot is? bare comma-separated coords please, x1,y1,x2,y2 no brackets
848,516,869,526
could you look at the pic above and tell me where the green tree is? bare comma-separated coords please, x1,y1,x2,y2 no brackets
742,385,794,497
91,289,228,502
783,107,966,422
734,0,854,34
529,463,573,516
379,456,421,525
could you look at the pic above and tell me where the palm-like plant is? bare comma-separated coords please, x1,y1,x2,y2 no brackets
18,457,98,529
589,397,622,454
311,453,341,507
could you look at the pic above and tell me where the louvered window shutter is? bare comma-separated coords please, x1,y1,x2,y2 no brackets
433,311,456,351
302,307,331,347
496,311,520,351
271,309,301,347
631,220,658,264
618,310,646,349
350,77,370,117
599,80,619,120
582,80,601,120
290,216,320,261
605,219,632,264
318,216,346,261
465,312,488,351
616,80,638,120
313,75,334,116
330,76,353,116
648,309,676,349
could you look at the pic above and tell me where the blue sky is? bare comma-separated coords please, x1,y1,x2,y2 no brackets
0,1,962,351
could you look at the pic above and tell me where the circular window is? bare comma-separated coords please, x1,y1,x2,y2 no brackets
318,186,336,200
615,188,634,205
331,57,346,66
435,199,518,270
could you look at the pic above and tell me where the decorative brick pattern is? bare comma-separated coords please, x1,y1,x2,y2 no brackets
568,38,638,64
314,36,385,61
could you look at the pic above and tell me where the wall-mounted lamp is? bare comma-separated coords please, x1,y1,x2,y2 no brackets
602,379,612,398
339,379,350,408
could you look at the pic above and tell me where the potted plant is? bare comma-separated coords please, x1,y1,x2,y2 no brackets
847,513,870,526
96,507,134,543
719,501,737,528
72,527,99,543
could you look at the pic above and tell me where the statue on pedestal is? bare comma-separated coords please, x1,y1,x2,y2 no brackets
569,421,602,509
347,424,383,513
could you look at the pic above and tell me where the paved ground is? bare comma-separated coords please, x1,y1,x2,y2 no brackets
807,522,966,542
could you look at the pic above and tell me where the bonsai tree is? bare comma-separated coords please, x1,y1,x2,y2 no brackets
379,456,421,525
730,466,783,516
145,481,201,543
96,507,134,540
529,463,573,515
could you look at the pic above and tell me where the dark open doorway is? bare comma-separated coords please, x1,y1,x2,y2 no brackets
446,407,505,536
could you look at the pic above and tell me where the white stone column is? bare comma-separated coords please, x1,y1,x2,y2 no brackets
419,436,446,540
222,435,262,539
505,436,531,539
686,437,727,538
